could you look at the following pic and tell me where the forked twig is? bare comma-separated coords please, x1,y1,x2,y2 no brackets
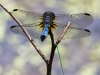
0,3,71,75
0,3,49,64
47,22,71,75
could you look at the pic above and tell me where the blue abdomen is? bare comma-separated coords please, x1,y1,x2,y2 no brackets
41,24,49,41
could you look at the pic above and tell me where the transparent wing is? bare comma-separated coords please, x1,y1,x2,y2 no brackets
52,23,91,39
12,9,43,25
10,24,91,40
10,24,43,39
54,13,93,28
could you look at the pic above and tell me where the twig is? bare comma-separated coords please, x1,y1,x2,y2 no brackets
56,22,71,45
47,22,71,75
0,2,71,75
0,3,49,64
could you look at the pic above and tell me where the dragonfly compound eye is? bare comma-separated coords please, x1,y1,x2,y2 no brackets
43,11,55,19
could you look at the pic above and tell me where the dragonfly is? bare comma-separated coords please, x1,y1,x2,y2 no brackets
10,9,93,42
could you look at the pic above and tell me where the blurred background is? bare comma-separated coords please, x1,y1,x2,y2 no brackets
0,0,100,75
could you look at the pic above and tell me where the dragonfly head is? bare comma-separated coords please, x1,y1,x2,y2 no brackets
43,11,55,21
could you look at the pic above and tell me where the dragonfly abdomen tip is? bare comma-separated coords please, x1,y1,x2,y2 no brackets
41,35,46,41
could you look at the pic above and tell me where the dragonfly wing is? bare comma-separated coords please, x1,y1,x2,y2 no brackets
54,13,93,28
12,9,43,25
10,24,43,39
52,23,91,39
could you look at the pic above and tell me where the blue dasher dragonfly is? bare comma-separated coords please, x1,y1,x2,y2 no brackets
11,9,93,41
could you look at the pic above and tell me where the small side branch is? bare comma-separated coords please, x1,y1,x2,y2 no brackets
0,3,49,64
56,22,71,45
47,22,71,75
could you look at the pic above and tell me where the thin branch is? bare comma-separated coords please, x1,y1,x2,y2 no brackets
0,2,71,75
46,30,55,75
49,22,71,64
56,22,71,45
47,22,71,75
0,3,49,64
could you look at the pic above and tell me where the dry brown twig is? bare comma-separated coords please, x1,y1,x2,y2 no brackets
0,3,71,75
0,3,48,64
